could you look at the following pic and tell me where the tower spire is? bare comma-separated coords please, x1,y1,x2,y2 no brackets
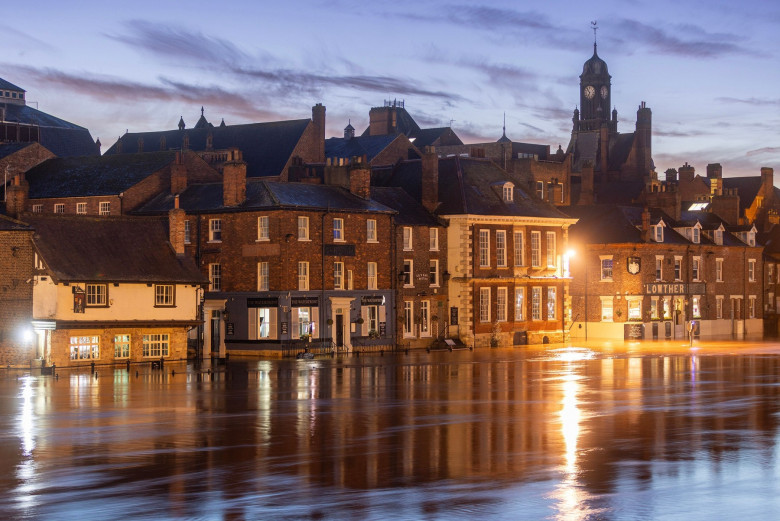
591,20,598,53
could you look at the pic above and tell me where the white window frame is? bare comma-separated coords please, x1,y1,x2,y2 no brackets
479,229,490,267
674,256,682,281
546,231,556,268
402,260,413,288
547,287,556,320
716,258,723,282
54,203,64,214
692,295,701,318
497,287,507,322
298,216,309,241
654,225,664,243
367,219,377,243
600,255,613,281
70,335,99,360
692,256,701,281
692,227,700,244
749,259,756,282
749,295,756,318
333,218,344,242
257,216,269,241
514,287,525,321
404,301,414,338
114,334,130,358
99,201,111,216
367,262,377,290
209,263,221,291
655,255,663,281
496,230,507,268
716,295,724,319
479,287,491,323
32,204,42,213
142,333,169,357
76,202,87,214
403,227,412,250
514,231,524,266
184,220,191,244
154,284,175,306
601,297,614,322
531,231,541,268
298,262,309,291
420,301,430,336
503,184,513,202
334,262,344,290
429,259,439,287
429,228,439,251
258,262,269,291
86,283,107,306
209,218,222,242
531,287,541,320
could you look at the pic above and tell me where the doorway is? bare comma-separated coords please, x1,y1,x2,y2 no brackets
335,313,344,347
211,310,221,356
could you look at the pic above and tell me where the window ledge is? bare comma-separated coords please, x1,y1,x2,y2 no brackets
367,239,379,244
255,238,270,242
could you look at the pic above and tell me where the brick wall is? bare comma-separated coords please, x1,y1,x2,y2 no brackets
0,229,35,366
0,142,55,180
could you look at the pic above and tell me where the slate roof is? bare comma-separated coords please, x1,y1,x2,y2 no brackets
567,131,599,172
135,179,396,215
607,132,635,171
325,134,399,163
26,215,204,283
105,119,312,178
0,142,31,160
594,179,645,204
24,151,177,199
0,78,24,92
715,177,780,214
0,103,97,157
360,106,421,138
436,157,570,219
412,127,463,148
566,205,697,245
370,186,442,227
0,214,32,231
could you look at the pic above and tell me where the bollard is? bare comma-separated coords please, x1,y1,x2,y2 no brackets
90,361,95,373
126,360,130,372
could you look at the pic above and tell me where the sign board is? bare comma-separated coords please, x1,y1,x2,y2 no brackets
323,244,355,256
361,295,385,306
280,321,289,335
627,256,641,275
379,322,386,336
247,297,279,308
226,322,235,336
291,296,319,307
450,307,459,326
73,292,85,313
624,323,643,340
644,282,705,295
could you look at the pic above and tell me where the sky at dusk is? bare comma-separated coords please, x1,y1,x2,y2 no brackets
2,0,778,177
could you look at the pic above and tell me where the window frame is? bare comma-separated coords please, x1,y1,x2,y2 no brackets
208,218,222,242
142,333,170,357
600,256,613,281
366,219,377,243
496,287,507,322
154,284,175,307
531,231,541,268
514,287,525,321
479,229,490,267
298,216,310,241
209,263,221,291
429,228,439,251
479,287,491,323
298,261,309,291
514,231,524,266
402,259,413,288
257,216,269,241
86,283,108,307
99,201,111,216
403,227,413,251
70,335,99,360
429,259,439,287
546,231,556,268
333,217,344,242
114,334,130,359
531,287,542,320
258,261,269,291
367,262,378,290
334,262,344,290
76,202,87,214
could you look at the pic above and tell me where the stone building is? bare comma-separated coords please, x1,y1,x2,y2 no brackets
105,105,327,180
566,206,763,340
0,215,35,366
27,214,204,368
135,155,397,356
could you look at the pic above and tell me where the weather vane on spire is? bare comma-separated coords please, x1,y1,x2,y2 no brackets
591,20,598,48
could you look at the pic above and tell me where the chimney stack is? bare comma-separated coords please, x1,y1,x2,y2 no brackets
679,162,695,183
349,156,371,200
6,174,29,219
312,103,326,163
170,151,187,194
761,167,774,197
168,195,186,256
578,160,594,205
223,148,247,207
641,207,650,242
421,146,439,212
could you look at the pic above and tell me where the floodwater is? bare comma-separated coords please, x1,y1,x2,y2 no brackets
2,342,780,520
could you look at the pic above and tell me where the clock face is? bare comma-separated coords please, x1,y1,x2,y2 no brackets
600,86,609,99
584,85,595,99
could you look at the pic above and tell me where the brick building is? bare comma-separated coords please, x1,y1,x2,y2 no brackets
0,215,35,366
566,206,763,340
4,150,220,218
27,214,204,368
135,156,397,356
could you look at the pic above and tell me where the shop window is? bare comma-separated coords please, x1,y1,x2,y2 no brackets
70,335,99,360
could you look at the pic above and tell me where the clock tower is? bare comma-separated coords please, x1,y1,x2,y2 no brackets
577,42,612,131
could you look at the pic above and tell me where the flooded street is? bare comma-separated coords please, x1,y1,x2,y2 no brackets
2,342,780,520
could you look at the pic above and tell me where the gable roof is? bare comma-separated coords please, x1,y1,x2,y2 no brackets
24,151,177,199
412,127,463,148
0,142,32,160
135,179,396,215
325,134,399,163
0,78,24,92
105,119,312,178
370,186,443,226
27,215,204,283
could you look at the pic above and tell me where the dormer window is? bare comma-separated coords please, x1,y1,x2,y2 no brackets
713,229,723,245
692,227,700,244
502,183,514,202
748,231,755,247
653,225,664,243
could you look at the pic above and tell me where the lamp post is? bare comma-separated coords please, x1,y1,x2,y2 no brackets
564,249,576,343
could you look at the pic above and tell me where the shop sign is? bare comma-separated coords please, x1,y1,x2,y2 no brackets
627,257,641,275
450,307,458,326
291,296,319,307
247,297,279,308
644,282,705,295
361,295,385,306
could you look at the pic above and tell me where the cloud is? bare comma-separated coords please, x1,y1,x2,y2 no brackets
747,147,780,157
610,18,756,58
111,20,462,103
717,96,780,106
2,63,284,122
0,25,55,52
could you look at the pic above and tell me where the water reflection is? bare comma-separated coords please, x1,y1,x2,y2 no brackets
0,349,780,519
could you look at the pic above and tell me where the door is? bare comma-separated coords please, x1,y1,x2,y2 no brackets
335,314,344,347
673,297,685,338
211,310,221,356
